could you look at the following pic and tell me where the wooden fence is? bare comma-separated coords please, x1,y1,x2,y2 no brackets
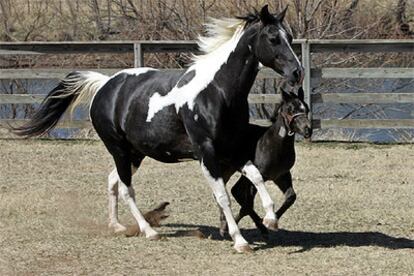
0,39,413,138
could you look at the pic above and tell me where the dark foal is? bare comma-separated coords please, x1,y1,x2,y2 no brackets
220,87,312,237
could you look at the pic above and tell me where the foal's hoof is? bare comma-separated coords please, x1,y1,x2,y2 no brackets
234,244,254,253
109,222,127,233
263,218,278,231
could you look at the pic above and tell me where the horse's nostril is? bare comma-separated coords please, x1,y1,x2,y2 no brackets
291,68,302,84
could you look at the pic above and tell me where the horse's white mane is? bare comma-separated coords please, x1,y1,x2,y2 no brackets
192,17,246,62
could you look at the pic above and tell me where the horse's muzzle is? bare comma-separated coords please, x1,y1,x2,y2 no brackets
289,66,304,85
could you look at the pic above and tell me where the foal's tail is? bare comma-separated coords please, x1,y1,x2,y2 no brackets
10,71,110,138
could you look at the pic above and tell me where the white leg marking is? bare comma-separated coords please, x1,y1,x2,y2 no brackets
107,169,126,233
201,162,249,250
241,161,276,223
118,181,159,239
108,166,157,238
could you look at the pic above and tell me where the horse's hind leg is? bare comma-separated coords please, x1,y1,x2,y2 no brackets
108,168,127,232
107,164,139,233
274,172,296,221
110,147,159,240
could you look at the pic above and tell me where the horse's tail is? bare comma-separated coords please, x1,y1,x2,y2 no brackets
10,71,110,138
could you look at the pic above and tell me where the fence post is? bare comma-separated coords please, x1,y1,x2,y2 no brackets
134,43,144,67
301,40,313,142
301,40,312,121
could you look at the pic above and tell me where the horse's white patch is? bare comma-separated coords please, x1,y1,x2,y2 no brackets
193,114,199,121
166,151,171,156
278,126,286,138
146,22,245,122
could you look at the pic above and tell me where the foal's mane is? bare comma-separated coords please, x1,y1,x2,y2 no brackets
192,12,259,62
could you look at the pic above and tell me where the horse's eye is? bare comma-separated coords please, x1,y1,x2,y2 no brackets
269,37,280,44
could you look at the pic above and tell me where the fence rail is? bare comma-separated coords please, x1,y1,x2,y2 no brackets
1,39,413,138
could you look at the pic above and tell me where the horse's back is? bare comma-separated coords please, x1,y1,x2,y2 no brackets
90,68,195,161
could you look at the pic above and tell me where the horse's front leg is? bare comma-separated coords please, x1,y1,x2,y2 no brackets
200,141,252,253
241,161,278,231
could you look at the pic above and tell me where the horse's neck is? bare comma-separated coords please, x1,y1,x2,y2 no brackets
213,32,260,105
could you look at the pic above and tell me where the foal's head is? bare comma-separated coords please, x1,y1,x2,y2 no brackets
246,5,303,85
275,87,312,138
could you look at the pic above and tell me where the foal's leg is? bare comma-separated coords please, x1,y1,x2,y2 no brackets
231,176,268,236
274,172,297,221
241,161,277,230
200,141,251,253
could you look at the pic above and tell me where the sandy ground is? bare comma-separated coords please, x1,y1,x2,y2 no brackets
0,139,413,275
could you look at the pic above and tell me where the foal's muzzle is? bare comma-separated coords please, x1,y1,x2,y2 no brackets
303,126,312,139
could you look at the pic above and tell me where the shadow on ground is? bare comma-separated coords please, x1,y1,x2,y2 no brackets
163,223,414,253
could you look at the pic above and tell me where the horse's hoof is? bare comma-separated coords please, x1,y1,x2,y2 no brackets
263,218,278,231
109,222,127,233
148,233,161,241
234,244,254,253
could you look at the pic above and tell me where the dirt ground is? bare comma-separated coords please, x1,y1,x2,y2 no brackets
0,139,413,275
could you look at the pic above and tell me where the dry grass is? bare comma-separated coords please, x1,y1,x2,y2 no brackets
0,139,413,275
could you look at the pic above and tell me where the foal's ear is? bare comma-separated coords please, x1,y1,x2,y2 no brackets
259,5,274,25
280,87,293,102
276,5,289,22
298,87,304,101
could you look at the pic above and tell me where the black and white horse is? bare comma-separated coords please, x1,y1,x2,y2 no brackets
219,87,312,237
12,5,303,252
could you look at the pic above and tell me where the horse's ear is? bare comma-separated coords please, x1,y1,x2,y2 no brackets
276,5,289,22
259,5,274,25
298,87,304,101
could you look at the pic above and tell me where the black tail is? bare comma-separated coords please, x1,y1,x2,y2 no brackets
10,71,109,138
10,82,77,137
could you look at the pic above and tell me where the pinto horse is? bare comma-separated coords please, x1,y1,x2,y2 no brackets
219,87,312,237
11,5,303,252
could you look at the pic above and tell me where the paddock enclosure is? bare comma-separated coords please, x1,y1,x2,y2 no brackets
0,38,413,274
0,139,413,274
1,40,413,142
